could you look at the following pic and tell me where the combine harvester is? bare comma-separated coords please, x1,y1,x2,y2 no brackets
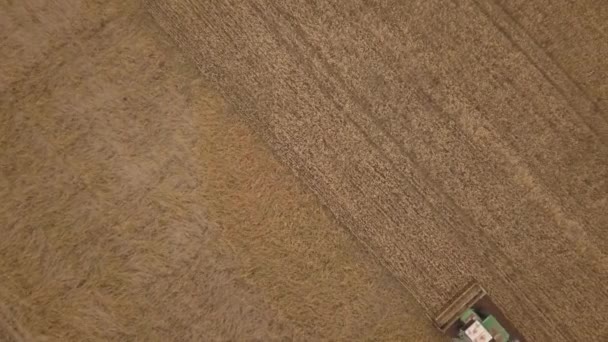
434,281,525,342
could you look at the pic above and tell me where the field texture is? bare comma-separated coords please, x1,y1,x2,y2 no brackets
0,0,440,340
148,1,608,340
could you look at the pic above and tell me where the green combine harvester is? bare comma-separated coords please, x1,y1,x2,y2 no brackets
434,281,523,342
453,308,510,342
